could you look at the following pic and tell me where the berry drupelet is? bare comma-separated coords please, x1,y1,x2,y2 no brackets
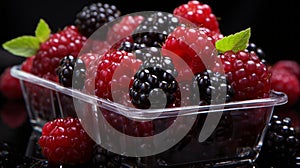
258,115,300,167
246,42,267,65
192,70,234,105
75,2,121,38
132,12,180,47
56,55,86,89
129,67,179,109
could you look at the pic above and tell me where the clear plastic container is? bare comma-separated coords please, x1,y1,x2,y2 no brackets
11,65,287,167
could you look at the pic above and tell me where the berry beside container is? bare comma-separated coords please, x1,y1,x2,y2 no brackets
10,65,287,167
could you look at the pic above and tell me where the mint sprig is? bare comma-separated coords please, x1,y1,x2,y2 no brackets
216,28,251,53
2,19,51,57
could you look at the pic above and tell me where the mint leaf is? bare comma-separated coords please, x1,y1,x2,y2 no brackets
35,19,51,43
216,28,251,53
2,36,40,57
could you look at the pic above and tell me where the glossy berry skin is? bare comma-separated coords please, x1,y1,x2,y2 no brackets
270,69,300,106
118,40,146,52
56,55,86,89
133,12,180,47
135,47,178,77
94,50,142,101
272,60,300,79
38,117,95,165
75,2,121,37
56,55,76,87
259,115,300,167
246,42,267,65
129,67,179,109
107,15,144,46
31,25,86,81
218,50,271,101
162,26,219,75
173,0,220,33
192,70,234,105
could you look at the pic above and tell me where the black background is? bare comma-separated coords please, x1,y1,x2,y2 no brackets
0,1,299,166
0,0,299,70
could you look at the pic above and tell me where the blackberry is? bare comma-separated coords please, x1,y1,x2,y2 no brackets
118,40,146,52
258,115,300,167
15,157,48,168
0,141,15,167
246,42,267,65
132,12,180,47
192,70,234,105
129,67,179,109
75,2,121,38
135,47,178,77
56,55,86,89
92,145,136,168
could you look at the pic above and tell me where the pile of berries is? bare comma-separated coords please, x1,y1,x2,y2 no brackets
2,0,298,167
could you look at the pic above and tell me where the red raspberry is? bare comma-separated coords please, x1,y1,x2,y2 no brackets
94,50,142,100
107,15,144,46
31,25,87,81
173,0,220,33
270,69,300,106
219,50,271,101
91,50,155,137
162,26,219,76
0,67,23,100
271,60,300,79
21,56,35,73
38,117,95,165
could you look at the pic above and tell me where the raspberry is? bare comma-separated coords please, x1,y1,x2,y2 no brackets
218,50,271,101
74,2,121,38
272,60,300,79
38,117,95,165
94,50,142,100
107,15,144,46
259,115,300,167
173,0,220,33
162,26,218,75
132,12,180,47
192,70,234,105
246,42,267,65
0,67,23,100
21,56,34,73
31,25,86,81
270,69,300,106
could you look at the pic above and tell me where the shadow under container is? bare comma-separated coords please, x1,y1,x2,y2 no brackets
11,65,288,167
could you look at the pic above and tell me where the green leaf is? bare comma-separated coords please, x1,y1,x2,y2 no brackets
216,28,251,53
2,36,40,57
35,19,51,43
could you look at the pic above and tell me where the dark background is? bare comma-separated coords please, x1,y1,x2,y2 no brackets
0,0,299,72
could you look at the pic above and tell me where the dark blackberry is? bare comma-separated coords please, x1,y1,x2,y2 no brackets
132,12,180,47
56,55,86,89
258,115,300,167
74,2,121,38
92,145,136,168
246,42,267,65
118,40,146,52
0,141,15,167
15,157,48,168
192,70,234,105
129,67,179,109
135,47,178,77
